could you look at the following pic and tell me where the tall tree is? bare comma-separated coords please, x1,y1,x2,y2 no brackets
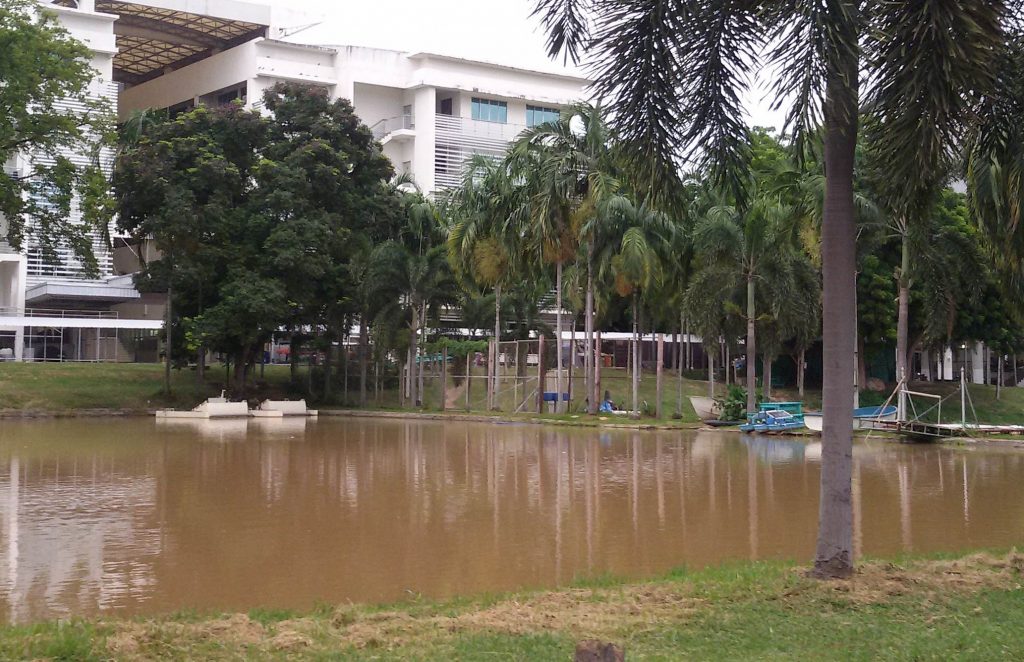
0,0,115,273
534,0,1010,577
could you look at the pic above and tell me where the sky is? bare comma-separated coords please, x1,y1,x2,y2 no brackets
273,0,784,129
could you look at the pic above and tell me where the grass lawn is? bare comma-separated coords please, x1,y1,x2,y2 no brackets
3,551,1022,660
0,362,296,412
3,362,1024,429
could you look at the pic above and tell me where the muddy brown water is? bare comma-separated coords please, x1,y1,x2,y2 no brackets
1,417,1022,624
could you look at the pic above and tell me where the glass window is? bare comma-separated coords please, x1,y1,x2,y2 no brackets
526,105,560,127
471,97,508,123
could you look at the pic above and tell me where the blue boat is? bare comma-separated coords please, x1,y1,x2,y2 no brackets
739,408,806,433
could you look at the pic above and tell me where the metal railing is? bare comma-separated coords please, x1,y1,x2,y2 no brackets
0,307,119,319
371,114,415,140
434,114,528,189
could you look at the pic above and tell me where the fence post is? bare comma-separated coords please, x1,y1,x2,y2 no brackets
537,335,545,414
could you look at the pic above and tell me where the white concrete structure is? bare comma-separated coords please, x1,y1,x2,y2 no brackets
0,0,586,361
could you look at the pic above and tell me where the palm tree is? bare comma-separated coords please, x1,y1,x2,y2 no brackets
691,195,796,414
533,0,1011,576
509,103,619,414
370,195,454,407
589,195,676,414
448,156,525,409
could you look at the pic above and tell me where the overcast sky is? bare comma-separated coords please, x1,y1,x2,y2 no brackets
276,0,784,129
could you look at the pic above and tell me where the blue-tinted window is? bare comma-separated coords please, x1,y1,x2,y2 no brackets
526,105,560,127
471,97,508,123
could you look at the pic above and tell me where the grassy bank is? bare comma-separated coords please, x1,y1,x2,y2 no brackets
3,551,1022,660
3,362,1024,430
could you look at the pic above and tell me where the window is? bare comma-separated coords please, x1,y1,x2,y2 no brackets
471,97,507,123
438,98,453,115
527,105,560,127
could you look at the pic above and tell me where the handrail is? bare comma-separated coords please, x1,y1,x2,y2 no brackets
0,307,119,319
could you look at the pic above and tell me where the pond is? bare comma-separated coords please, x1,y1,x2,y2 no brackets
1,417,1022,624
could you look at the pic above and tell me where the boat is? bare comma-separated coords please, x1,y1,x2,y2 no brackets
705,419,743,428
739,409,805,433
156,395,249,419
688,396,719,421
803,405,898,432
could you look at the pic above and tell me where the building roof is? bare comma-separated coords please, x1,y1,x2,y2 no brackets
52,0,269,85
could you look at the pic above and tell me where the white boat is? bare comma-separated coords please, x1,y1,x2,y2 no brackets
156,396,249,419
803,405,898,432
688,396,719,421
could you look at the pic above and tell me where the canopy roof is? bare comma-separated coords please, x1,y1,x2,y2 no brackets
55,1,268,85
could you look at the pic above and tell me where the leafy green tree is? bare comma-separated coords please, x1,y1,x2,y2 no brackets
116,84,393,393
0,0,115,271
509,103,619,414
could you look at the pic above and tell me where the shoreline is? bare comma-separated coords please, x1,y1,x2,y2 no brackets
3,549,1021,659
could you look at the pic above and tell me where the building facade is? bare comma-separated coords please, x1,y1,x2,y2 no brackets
0,0,587,362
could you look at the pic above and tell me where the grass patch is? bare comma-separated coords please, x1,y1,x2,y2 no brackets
5,551,1023,660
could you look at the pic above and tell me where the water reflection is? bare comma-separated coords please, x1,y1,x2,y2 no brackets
1,419,1023,623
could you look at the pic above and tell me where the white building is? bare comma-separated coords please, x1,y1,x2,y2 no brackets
0,0,587,362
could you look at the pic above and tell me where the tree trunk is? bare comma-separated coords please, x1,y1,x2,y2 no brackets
896,230,910,419
555,261,565,413
814,53,859,579
746,276,756,414
492,284,501,410
586,240,597,414
708,345,715,399
359,315,369,407
632,295,640,416
1014,352,1018,387
656,333,664,419
418,305,426,406
407,327,416,408
594,330,602,411
997,353,1003,400
677,311,685,415
164,279,172,395
798,348,806,398
324,336,333,401
290,333,300,382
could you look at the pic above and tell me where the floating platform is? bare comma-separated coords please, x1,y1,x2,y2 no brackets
156,398,249,419
258,399,318,417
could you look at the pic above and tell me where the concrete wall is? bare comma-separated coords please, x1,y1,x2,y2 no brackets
352,83,404,128
118,41,258,117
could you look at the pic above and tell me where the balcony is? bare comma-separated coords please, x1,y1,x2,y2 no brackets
371,114,415,144
434,114,528,189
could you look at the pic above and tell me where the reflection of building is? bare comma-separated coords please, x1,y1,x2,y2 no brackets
0,1,587,362
0,457,160,623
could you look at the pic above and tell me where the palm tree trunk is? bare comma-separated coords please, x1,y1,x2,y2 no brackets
656,333,664,418
492,284,502,409
998,353,1003,400
746,276,756,414
555,261,565,413
586,240,596,414
677,311,685,415
814,53,859,579
632,295,639,416
418,304,426,406
896,229,910,418
359,314,369,407
408,324,417,408
708,344,715,399
164,278,172,395
798,348,806,398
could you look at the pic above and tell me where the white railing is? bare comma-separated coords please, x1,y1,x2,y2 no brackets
433,114,528,189
0,307,119,320
371,114,415,140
